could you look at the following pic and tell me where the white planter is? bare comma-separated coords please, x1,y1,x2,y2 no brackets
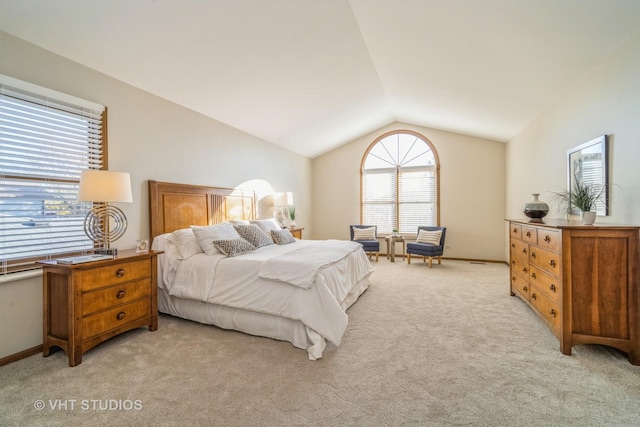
582,211,597,225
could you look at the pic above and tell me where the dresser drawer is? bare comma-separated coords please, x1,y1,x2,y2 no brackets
82,298,151,340
510,223,522,240
80,259,151,291
537,229,560,253
82,279,152,316
521,226,537,245
511,272,530,301
510,256,530,281
510,238,529,262
530,287,560,334
529,246,560,277
529,266,560,304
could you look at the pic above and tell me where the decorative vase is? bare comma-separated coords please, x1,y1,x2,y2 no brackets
582,211,596,225
523,193,549,223
288,220,297,230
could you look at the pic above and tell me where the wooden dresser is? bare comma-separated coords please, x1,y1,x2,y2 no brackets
40,250,161,366
507,219,639,364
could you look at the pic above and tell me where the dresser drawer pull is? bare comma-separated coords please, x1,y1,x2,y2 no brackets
526,231,531,237
116,290,126,299
531,272,537,280
116,312,126,321
549,284,556,293
530,251,536,259
512,228,518,234
522,267,528,274
550,308,557,318
544,235,551,243
511,276,516,282
531,293,537,300
511,243,515,249
522,248,527,255
511,260,515,266
523,286,528,293
116,268,126,278
549,260,556,268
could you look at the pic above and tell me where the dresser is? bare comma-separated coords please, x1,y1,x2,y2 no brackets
40,250,161,366
507,219,639,364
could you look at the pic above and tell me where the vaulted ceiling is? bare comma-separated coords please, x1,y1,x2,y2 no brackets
1,0,639,158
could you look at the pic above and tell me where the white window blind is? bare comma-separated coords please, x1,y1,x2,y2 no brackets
362,132,438,235
0,75,106,274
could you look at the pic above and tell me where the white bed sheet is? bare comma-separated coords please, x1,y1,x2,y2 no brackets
152,235,373,359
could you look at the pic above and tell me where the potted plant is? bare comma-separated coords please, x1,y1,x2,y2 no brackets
288,206,296,229
551,179,605,225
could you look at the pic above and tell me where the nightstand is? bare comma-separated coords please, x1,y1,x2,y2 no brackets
289,227,304,239
385,235,406,262
39,250,161,366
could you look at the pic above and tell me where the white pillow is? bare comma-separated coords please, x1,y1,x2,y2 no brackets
416,229,443,245
250,219,281,241
353,226,376,240
191,223,241,255
166,228,203,259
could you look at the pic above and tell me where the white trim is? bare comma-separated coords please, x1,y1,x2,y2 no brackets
0,72,104,112
0,270,42,284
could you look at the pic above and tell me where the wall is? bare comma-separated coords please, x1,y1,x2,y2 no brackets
506,31,640,225
312,122,506,262
0,31,312,359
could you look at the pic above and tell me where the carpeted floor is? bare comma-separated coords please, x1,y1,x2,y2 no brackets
2,259,639,426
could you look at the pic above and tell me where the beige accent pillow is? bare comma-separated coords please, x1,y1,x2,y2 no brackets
271,229,296,245
353,226,375,240
416,229,442,245
213,238,256,257
250,219,281,241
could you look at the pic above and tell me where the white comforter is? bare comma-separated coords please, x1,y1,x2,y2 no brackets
157,238,372,349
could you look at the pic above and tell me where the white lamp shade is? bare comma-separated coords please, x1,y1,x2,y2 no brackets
272,191,293,207
78,170,133,203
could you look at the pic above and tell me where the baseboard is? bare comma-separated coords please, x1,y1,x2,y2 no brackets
0,345,42,367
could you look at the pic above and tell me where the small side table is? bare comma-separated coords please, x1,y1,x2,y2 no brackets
385,235,406,262
289,227,304,239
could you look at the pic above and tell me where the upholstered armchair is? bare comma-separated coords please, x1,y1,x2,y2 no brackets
406,226,446,267
350,225,379,262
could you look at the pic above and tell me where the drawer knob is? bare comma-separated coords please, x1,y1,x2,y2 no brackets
511,243,515,249
523,286,528,292
116,312,126,321
549,260,556,268
550,284,556,293
526,231,531,237
511,276,516,282
116,268,126,278
522,267,528,274
531,272,537,280
531,252,537,259
544,235,551,243
531,293,537,300
550,308,557,318
522,248,527,254
116,290,126,299
511,260,515,266
513,228,518,234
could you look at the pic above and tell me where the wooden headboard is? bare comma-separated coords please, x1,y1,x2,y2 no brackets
148,180,256,241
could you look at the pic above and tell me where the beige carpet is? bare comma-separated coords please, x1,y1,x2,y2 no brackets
2,259,640,426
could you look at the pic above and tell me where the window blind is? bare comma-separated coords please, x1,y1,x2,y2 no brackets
0,75,106,274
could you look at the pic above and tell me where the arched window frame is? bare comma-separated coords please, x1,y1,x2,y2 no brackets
360,130,440,236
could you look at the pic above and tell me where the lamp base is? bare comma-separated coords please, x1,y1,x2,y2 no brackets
94,248,118,256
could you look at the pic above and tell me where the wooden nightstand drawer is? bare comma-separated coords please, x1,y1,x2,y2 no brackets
83,279,152,316
83,298,151,340
80,259,151,291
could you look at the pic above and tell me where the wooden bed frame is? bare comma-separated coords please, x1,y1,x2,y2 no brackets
148,180,256,241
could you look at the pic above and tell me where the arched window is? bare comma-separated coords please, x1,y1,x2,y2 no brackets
361,130,440,235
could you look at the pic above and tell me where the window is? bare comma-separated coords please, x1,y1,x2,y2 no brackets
361,130,439,235
0,74,106,274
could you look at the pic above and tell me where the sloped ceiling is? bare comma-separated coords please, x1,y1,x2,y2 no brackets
0,0,639,158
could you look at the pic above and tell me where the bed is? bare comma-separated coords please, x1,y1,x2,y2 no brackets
148,180,373,359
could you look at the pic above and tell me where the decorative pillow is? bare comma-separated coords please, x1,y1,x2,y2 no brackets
416,229,443,246
353,226,376,240
229,219,250,226
250,218,281,241
233,224,274,248
271,229,296,245
213,238,256,257
166,228,203,259
191,223,241,255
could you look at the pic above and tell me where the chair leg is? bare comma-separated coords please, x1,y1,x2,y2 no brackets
428,257,433,268
438,256,442,265
375,252,379,262
407,255,411,264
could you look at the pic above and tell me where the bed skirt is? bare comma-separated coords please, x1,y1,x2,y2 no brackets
157,275,370,360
